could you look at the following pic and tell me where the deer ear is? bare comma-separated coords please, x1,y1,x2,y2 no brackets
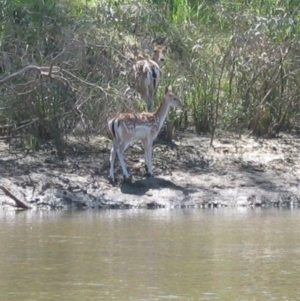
162,37,169,46
151,38,157,47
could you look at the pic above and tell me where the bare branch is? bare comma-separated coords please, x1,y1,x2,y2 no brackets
0,65,59,86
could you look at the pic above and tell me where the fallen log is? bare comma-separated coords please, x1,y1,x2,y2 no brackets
0,185,32,209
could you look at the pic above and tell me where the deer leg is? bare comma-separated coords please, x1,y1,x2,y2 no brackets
116,140,131,180
147,90,155,112
145,138,154,177
140,83,152,112
143,93,153,112
142,85,154,112
109,140,118,182
147,141,154,176
149,97,154,112
141,138,149,173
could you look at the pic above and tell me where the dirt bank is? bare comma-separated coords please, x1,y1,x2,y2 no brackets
1,131,300,210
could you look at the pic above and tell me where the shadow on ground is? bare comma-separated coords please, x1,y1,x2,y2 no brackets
120,177,195,196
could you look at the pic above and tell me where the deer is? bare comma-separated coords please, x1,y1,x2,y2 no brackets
128,41,168,112
108,85,183,182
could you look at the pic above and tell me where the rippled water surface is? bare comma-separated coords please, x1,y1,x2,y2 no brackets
1,208,300,301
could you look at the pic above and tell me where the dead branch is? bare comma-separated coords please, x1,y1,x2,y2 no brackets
0,185,32,209
0,65,59,85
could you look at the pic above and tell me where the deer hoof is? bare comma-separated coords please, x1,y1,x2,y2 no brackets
145,172,154,178
123,175,132,183
108,176,116,185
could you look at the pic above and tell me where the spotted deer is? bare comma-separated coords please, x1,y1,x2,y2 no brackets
108,85,183,182
128,41,168,112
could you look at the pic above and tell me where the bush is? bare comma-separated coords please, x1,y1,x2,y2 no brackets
1,0,300,152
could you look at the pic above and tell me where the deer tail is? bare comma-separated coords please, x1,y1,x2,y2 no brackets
108,118,119,139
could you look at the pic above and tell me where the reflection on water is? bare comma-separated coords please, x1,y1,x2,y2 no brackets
1,208,300,301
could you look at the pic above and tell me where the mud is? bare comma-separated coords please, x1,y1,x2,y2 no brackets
1,131,300,210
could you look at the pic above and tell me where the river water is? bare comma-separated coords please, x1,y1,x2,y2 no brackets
0,208,300,301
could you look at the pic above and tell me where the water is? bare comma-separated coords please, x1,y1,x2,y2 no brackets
1,208,300,301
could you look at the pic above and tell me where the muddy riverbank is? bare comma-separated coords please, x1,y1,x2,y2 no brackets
1,131,300,210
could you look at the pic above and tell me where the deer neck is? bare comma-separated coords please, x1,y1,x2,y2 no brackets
154,98,171,131
152,56,163,68
152,55,157,64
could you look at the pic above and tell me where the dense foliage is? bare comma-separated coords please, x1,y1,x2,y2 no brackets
1,0,300,151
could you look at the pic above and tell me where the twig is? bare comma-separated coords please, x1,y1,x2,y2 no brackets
59,68,107,94
12,118,38,132
48,47,66,77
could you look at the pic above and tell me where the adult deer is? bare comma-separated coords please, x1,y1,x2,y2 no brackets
108,85,183,182
128,41,168,111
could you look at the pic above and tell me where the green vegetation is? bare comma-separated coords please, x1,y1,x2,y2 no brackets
1,0,300,152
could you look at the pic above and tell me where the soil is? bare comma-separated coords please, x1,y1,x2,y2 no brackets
1,130,300,210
